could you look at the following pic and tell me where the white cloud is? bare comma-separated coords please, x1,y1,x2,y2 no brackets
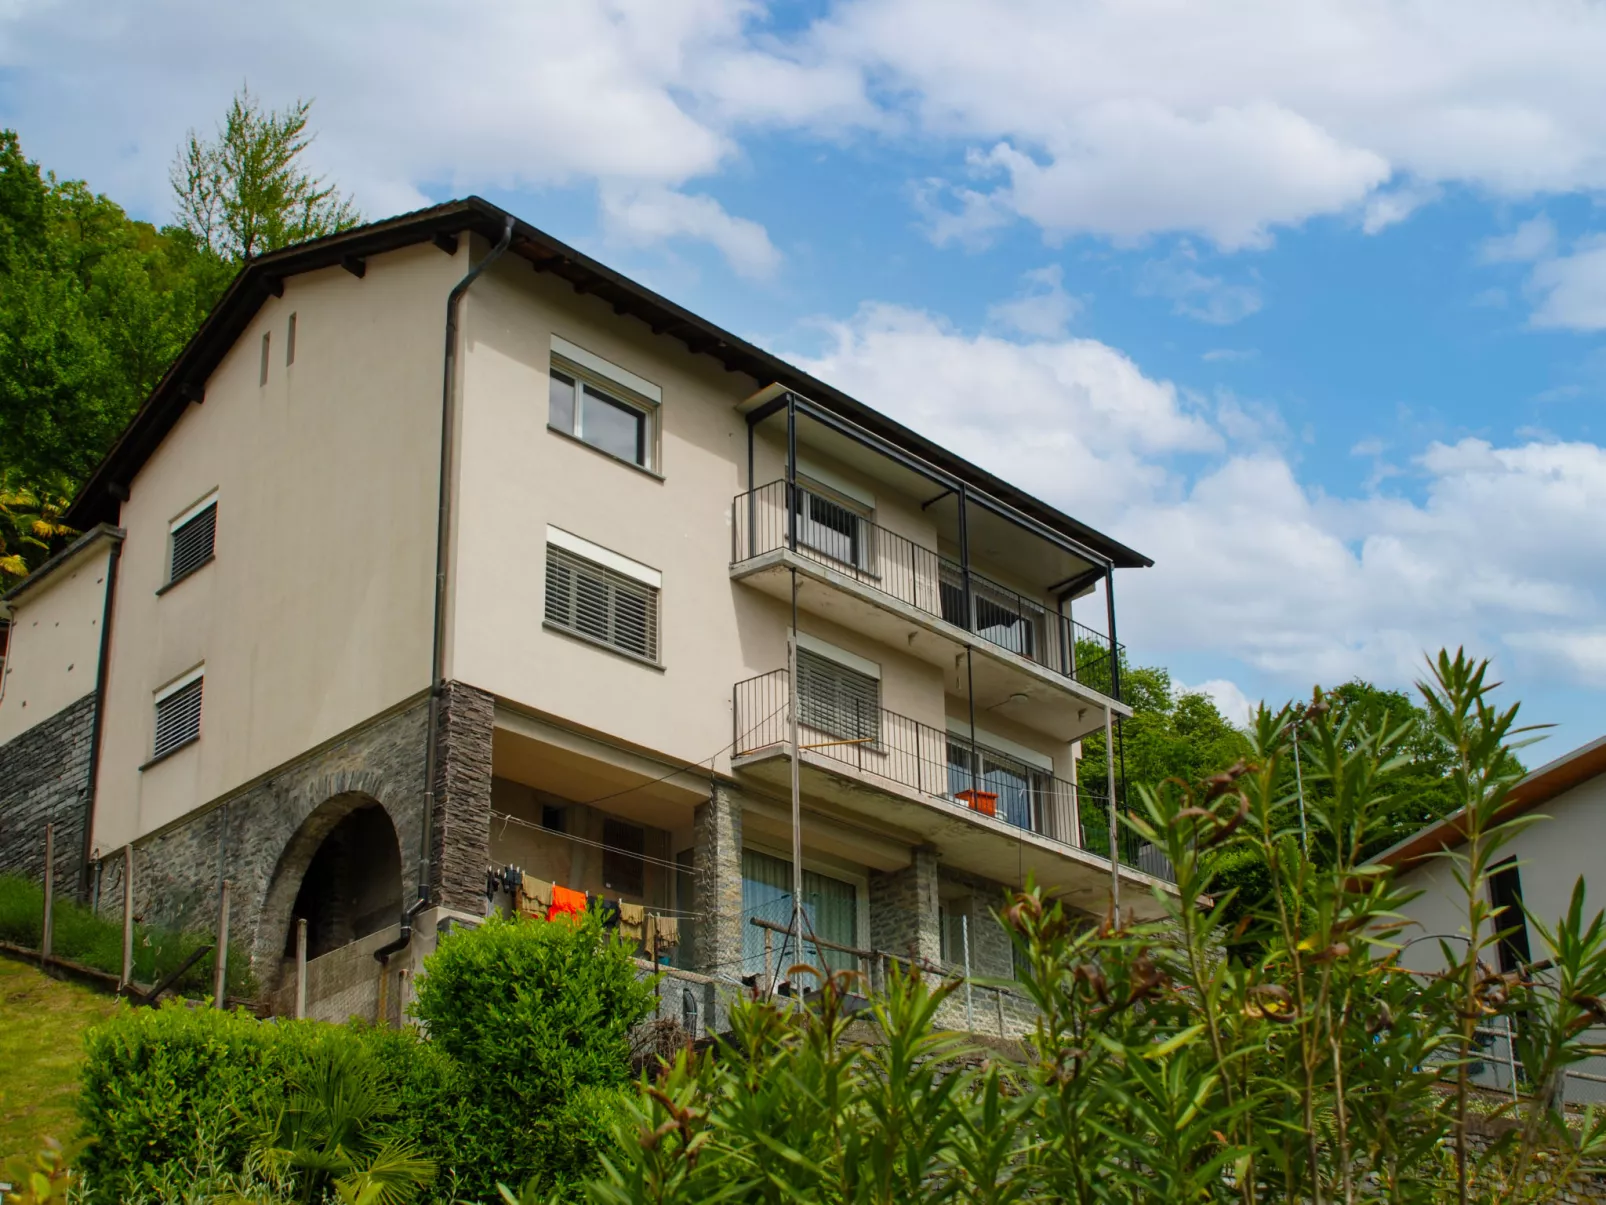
1528,235,1606,331
986,265,1082,338
14,0,1606,260
1176,678,1256,727
798,302,1219,514
1505,629,1606,682
599,185,781,279
1138,244,1262,325
1479,215,1558,264
794,305,1606,694
0,0,836,274
1361,180,1441,234
806,0,1606,246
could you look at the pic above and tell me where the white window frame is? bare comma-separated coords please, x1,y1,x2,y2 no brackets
548,336,662,473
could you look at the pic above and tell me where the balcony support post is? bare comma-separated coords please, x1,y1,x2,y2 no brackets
958,485,979,799
788,571,804,980
1105,705,1121,927
1104,565,1121,701
786,396,798,553
745,416,755,560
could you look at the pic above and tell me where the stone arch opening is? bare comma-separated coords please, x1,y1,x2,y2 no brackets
284,804,403,960
254,790,407,990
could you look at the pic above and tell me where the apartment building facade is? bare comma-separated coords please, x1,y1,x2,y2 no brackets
0,198,1168,1028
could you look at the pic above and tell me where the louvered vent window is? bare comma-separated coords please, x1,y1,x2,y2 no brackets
153,675,203,759
544,545,659,661
169,502,217,583
796,649,880,745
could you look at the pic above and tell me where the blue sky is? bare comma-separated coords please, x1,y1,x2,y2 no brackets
4,0,1604,753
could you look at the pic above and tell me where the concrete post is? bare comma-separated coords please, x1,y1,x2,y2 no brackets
120,844,134,989
295,917,308,1020
212,880,230,1008
41,823,54,962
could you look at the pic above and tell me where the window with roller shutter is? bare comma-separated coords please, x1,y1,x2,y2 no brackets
544,545,659,662
796,648,880,746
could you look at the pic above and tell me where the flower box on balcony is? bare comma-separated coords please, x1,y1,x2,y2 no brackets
956,789,998,817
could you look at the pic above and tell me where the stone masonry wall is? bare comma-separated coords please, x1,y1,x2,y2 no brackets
869,845,941,968
92,681,495,999
0,691,97,901
693,781,744,978
430,682,495,913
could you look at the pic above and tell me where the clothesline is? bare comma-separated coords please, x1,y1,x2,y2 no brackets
491,807,698,876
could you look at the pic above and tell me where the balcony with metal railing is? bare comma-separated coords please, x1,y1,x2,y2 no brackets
731,668,1175,909
732,480,1127,742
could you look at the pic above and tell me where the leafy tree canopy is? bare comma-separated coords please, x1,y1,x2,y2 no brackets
170,87,359,260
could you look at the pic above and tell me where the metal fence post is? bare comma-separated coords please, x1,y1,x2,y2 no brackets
212,880,231,1008
41,823,55,962
962,913,974,1031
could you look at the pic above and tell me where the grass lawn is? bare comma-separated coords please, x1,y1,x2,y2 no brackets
0,954,119,1158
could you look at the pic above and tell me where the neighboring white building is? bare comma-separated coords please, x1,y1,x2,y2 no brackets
1380,735,1606,1103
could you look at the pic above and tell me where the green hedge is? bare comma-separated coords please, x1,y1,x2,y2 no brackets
0,873,254,997
76,911,655,1203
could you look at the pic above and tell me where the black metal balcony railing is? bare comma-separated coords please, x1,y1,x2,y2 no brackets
732,481,1122,701
733,669,1168,879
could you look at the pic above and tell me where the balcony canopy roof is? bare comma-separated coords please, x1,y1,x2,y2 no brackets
66,197,1151,572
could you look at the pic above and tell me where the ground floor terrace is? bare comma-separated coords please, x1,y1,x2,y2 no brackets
67,681,1170,1037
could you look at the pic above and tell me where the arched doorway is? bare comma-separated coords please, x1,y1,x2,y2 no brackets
283,803,403,960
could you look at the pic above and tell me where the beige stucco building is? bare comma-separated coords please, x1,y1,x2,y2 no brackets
0,199,1169,1031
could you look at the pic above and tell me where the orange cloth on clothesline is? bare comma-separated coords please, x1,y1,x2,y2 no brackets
548,884,588,923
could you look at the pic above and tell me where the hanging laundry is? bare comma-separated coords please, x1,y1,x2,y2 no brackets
548,884,587,923
618,901,646,943
520,874,552,918
648,914,680,950
599,898,622,930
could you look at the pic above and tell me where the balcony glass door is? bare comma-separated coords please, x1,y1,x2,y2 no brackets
741,849,859,977
946,739,1044,833
937,566,1045,660
792,481,871,570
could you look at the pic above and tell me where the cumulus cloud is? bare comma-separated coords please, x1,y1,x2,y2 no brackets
0,0,841,274
13,0,1606,261
807,0,1606,246
1176,678,1256,727
599,185,782,278
793,304,1606,693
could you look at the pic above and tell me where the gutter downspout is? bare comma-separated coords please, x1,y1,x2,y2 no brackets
417,215,516,916
79,536,122,900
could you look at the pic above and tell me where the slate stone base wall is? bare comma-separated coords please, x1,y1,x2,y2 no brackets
868,845,941,968
0,692,97,901
92,682,496,1000
693,782,745,977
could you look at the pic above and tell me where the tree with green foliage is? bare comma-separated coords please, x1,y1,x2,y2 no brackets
0,129,227,494
171,87,360,261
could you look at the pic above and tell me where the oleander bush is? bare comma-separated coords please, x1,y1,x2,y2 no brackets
594,650,1606,1205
